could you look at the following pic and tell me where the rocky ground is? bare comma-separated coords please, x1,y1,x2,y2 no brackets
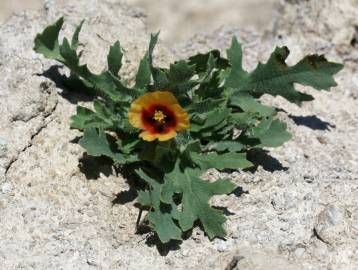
0,0,276,45
0,0,357,269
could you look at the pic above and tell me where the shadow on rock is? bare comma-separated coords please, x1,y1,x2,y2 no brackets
247,149,288,172
112,188,138,205
230,186,249,198
289,114,335,130
112,163,150,205
78,153,113,180
37,65,95,104
145,234,183,256
213,206,236,216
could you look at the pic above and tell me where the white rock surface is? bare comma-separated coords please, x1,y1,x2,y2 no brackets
0,0,357,269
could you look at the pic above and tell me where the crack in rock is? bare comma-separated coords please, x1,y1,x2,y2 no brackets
4,104,57,177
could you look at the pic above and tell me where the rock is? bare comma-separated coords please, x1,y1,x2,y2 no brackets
205,247,303,270
0,0,357,269
314,205,349,246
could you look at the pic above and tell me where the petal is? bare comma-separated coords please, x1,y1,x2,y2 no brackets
128,104,143,128
139,130,177,142
139,131,158,141
137,91,178,108
157,130,177,141
170,104,190,131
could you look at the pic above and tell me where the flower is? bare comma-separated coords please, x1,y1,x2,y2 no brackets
128,91,190,141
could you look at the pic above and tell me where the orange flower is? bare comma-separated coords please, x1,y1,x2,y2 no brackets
128,91,190,141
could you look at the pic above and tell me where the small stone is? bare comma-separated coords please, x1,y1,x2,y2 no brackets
294,247,305,258
317,136,328,145
181,249,190,257
314,205,348,245
216,242,229,252
284,148,298,163
1,182,13,194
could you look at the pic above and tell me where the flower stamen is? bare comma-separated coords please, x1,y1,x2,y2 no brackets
153,110,166,124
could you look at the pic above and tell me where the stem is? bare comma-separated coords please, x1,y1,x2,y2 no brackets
136,209,143,230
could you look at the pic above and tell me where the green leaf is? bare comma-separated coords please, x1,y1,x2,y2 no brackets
140,143,177,172
35,17,136,101
167,60,197,97
186,98,226,113
148,211,182,243
136,169,182,243
230,112,259,128
161,166,236,239
168,60,196,84
188,50,229,73
205,141,245,152
152,68,170,90
250,117,292,147
60,37,79,66
230,92,275,117
71,20,84,50
137,190,151,206
135,32,159,90
225,38,343,105
79,128,125,163
34,17,64,61
191,152,253,170
201,108,231,130
71,104,113,130
107,41,123,76
225,37,248,86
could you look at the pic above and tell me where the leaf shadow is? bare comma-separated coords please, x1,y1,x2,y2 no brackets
78,153,113,180
246,149,288,173
37,65,95,104
112,163,149,205
288,114,335,130
212,206,236,216
144,234,183,256
230,186,249,198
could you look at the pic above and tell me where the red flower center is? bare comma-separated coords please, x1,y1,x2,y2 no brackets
141,104,177,134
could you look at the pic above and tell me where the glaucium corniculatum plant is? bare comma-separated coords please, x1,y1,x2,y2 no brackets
34,18,343,243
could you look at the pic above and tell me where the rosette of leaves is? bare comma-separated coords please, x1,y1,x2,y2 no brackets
34,18,343,243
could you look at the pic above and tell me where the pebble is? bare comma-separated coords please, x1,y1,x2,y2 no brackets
181,249,190,257
294,247,306,258
314,204,346,245
1,182,13,194
216,242,229,252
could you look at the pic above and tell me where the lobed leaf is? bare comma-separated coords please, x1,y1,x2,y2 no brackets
136,169,182,243
225,37,344,105
79,128,126,164
249,117,292,147
161,165,236,239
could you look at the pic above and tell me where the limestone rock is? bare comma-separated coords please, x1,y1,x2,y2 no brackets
0,0,357,269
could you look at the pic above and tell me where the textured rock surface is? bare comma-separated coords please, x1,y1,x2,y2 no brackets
0,0,357,269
